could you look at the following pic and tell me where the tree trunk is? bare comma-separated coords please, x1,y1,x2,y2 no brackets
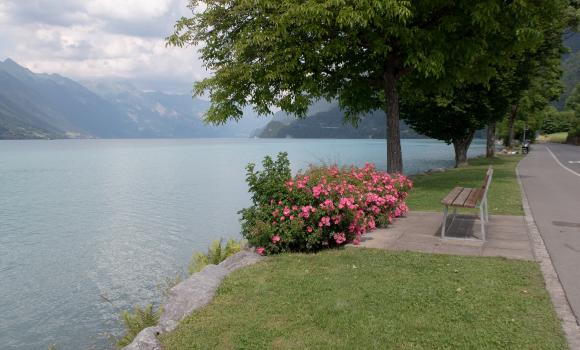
383,70,403,174
506,104,518,149
452,129,476,168
486,121,496,158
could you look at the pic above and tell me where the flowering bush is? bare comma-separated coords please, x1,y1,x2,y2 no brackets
240,153,412,255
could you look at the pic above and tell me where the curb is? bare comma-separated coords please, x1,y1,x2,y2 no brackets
122,250,264,350
516,164,580,349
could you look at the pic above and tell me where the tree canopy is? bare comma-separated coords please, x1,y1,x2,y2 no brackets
169,0,567,173
401,83,506,167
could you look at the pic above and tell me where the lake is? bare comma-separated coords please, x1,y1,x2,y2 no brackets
0,138,485,349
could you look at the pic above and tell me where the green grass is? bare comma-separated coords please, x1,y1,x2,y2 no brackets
538,132,569,143
406,155,523,215
161,248,566,350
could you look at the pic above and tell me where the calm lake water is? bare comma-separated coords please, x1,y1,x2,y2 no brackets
0,138,485,349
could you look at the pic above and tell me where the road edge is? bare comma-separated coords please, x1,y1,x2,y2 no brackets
516,161,580,349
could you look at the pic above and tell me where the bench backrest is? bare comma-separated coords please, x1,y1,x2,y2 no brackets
481,166,493,201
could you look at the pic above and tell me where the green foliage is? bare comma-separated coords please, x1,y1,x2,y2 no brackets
559,52,580,108
565,83,580,113
239,153,412,253
244,152,291,207
401,82,506,166
402,84,497,144
168,0,556,121
541,106,576,134
188,239,242,274
168,0,564,173
116,304,161,348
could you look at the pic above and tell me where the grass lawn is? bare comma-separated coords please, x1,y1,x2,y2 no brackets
406,155,524,216
161,248,566,350
537,132,569,143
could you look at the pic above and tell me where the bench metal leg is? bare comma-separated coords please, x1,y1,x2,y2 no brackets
480,205,486,241
442,205,449,238
484,199,489,222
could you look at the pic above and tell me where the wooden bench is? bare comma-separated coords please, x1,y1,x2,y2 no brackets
441,166,493,240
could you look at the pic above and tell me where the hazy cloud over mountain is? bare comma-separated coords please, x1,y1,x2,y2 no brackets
0,0,205,92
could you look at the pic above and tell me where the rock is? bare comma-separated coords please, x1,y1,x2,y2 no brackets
122,326,162,350
219,250,263,272
122,251,263,349
159,264,229,332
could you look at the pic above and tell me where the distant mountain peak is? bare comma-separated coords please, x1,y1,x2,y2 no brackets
0,58,37,80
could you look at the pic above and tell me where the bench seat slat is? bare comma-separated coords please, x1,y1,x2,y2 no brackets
464,188,482,208
441,187,463,206
452,188,473,207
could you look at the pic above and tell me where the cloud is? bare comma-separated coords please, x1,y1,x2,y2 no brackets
86,0,174,21
0,0,205,92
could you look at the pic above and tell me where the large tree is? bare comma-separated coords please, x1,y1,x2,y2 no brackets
402,84,505,167
503,42,565,148
169,0,562,173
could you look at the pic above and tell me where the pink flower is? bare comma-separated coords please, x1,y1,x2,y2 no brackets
320,216,331,227
312,184,323,198
307,226,313,233
289,215,295,221
320,199,335,211
256,247,265,255
283,207,291,216
333,232,346,244
300,205,312,219
271,235,281,244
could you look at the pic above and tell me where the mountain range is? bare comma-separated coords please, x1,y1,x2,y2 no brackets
0,59,424,140
6,42,577,141
0,58,268,139
256,101,424,139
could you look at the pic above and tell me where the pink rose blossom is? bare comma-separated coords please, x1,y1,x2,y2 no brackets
333,232,346,244
283,207,291,216
271,235,281,244
256,247,265,255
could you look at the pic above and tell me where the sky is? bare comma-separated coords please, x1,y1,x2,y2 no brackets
0,0,206,92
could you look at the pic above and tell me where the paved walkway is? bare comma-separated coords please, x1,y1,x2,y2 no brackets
519,143,580,323
356,211,534,260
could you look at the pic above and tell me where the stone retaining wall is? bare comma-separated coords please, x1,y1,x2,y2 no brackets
123,250,263,350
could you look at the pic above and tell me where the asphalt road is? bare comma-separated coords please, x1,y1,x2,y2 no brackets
519,143,580,323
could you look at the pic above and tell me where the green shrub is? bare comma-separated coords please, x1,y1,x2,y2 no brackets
541,107,575,134
240,153,412,255
187,239,242,274
116,304,161,348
